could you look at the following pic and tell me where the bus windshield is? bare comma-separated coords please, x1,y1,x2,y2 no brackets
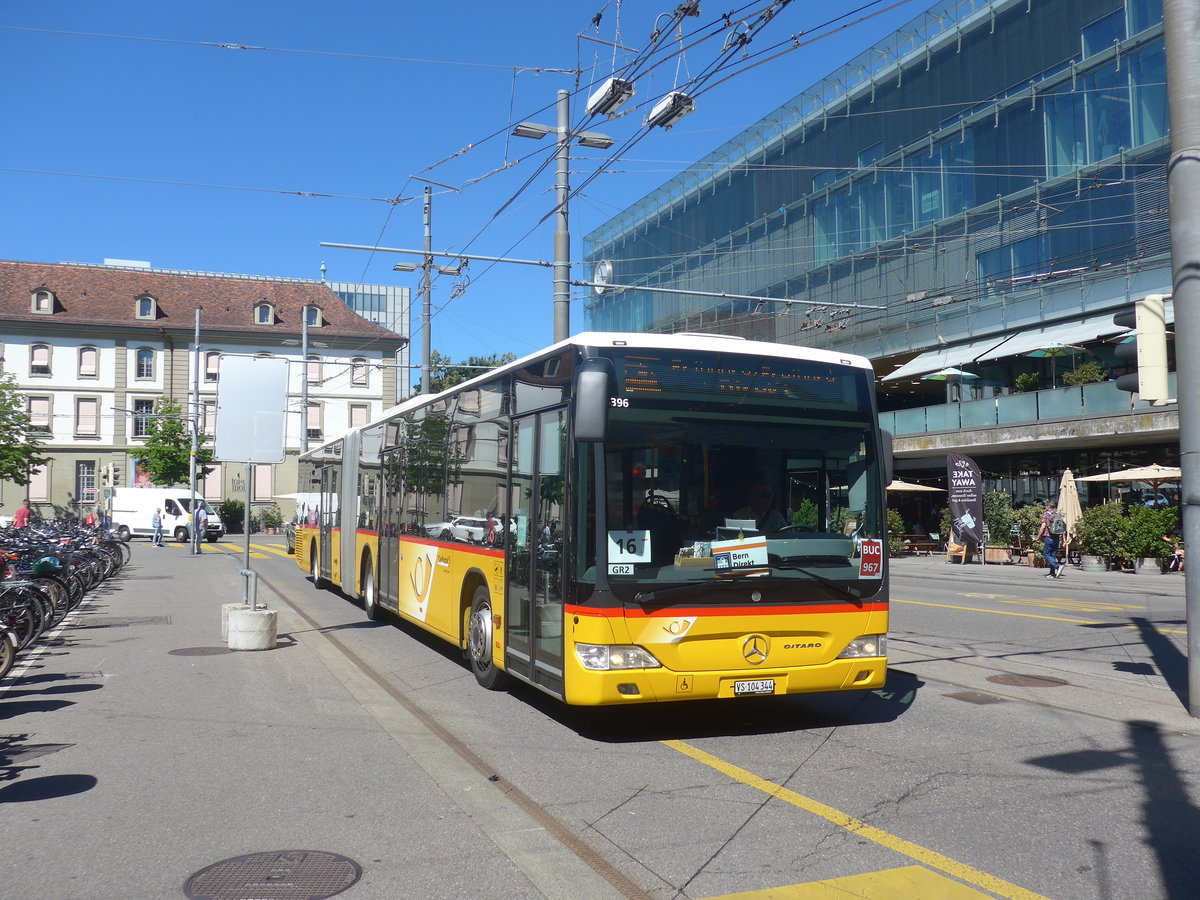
585,348,884,599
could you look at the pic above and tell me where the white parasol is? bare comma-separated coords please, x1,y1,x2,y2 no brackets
886,479,946,492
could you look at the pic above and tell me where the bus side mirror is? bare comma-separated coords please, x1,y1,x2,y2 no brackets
574,357,614,442
880,429,894,486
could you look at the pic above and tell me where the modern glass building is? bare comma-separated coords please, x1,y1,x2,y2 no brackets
325,280,412,397
584,0,1176,508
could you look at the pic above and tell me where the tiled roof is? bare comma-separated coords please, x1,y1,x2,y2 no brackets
0,259,405,345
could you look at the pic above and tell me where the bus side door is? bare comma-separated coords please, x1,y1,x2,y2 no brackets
505,409,565,696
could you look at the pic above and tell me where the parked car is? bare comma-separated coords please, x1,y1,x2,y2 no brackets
1142,493,1171,508
424,516,490,542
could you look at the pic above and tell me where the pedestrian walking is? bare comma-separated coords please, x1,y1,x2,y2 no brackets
13,499,32,528
151,507,164,547
195,504,208,542
1037,498,1067,578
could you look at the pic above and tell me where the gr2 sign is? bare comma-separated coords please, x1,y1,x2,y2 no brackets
859,539,884,578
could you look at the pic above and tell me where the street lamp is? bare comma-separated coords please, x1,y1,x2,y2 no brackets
512,89,613,342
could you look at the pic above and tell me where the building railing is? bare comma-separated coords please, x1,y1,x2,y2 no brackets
881,374,1179,436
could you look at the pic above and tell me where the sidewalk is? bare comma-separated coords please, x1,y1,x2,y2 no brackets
887,553,1200,736
0,540,621,900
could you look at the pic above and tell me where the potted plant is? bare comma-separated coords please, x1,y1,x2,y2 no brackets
1014,372,1041,393
219,498,245,534
1061,361,1107,387
982,491,1015,563
1118,504,1179,572
1113,504,1161,573
259,503,283,534
1076,502,1124,571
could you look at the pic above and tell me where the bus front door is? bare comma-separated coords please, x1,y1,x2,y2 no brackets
505,410,565,697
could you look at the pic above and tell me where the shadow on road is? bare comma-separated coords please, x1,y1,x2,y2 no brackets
546,667,922,742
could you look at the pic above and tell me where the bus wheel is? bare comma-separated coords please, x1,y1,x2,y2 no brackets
361,555,382,621
310,542,324,589
466,586,508,691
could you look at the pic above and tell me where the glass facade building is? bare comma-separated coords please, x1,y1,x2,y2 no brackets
325,280,412,398
584,0,1169,375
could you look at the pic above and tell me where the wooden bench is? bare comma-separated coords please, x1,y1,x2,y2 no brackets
899,534,939,556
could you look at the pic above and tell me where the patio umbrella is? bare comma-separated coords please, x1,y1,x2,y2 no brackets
1025,342,1084,388
1057,468,1082,545
1075,463,1181,491
920,367,979,381
886,479,946,492
1025,342,1084,358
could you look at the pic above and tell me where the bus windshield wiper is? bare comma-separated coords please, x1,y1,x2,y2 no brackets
632,563,861,603
634,572,754,603
771,559,862,601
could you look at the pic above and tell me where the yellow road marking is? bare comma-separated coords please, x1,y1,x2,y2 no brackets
706,864,991,898
666,741,1050,900
248,543,293,558
199,543,270,560
999,598,1146,612
893,598,1185,635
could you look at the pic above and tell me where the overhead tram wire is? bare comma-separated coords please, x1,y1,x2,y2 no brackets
0,24,579,73
0,166,403,204
352,0,1132,336
370,0,888,295
563,0,921,211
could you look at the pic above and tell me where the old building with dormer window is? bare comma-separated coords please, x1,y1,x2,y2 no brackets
0,259,409,520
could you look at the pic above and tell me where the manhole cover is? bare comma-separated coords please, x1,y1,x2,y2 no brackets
184,850,361,899
987,673,1070,688
170,647,233,656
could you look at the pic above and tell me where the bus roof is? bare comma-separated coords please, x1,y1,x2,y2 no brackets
305,332,876,457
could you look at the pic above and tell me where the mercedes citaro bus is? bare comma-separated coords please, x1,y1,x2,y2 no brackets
295,332,892,706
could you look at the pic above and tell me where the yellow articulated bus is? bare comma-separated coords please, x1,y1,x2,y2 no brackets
295,331,892,706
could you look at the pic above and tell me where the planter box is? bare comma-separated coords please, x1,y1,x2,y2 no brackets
983,546,1011,564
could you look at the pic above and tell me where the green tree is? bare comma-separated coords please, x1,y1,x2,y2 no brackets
418,351,516,394
402,411,462,500
982,490,1015,546
0,372,49,486
137,398,214,486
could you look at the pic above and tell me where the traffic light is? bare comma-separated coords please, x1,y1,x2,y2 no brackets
112,464,120,487
1113,294,1168,404
101,464,112,487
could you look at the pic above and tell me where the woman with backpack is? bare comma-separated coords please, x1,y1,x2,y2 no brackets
1038,499,1066,578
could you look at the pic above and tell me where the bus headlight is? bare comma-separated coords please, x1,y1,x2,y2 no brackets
837,634,887,658
575,643,662,671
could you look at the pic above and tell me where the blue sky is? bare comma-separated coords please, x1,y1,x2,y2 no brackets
2,1,924,366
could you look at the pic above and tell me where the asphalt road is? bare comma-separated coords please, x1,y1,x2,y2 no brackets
2,541,1196,899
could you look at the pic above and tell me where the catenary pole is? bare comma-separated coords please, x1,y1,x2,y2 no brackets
553,88,571,342
190,308,202,555
1163,0,1200,716
421,185,432,394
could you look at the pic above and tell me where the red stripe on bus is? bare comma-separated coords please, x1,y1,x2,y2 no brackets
565,601,887,618
397,536,505,558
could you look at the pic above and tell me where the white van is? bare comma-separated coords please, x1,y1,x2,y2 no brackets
109,487,225,543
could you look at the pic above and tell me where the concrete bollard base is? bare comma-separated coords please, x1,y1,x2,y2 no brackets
221,603,250,642
227,608,277,651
